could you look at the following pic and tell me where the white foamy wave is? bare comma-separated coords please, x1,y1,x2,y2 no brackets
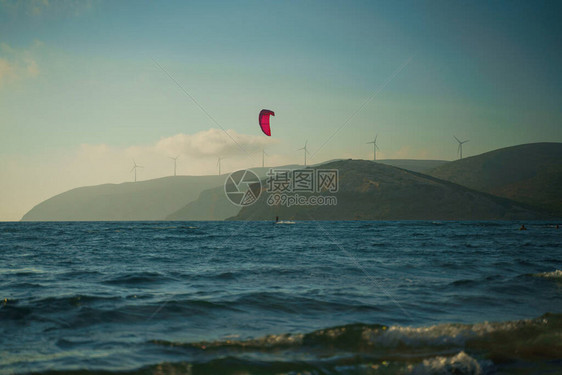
408,351,493,375
0,267,47,274
533,270,562,279
364,316,548,349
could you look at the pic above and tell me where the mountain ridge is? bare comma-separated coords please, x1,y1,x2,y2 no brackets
20,143,560,221
229,159,545,221
429,142,562,215
21,175,226,221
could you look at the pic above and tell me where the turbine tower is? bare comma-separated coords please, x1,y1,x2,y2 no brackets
217,156,222,175
454,136,469,160
131,160,143,182
297,140,310,167
169,155,179,177
366,135,380,161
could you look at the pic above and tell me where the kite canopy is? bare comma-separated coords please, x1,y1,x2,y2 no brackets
259,109,275,136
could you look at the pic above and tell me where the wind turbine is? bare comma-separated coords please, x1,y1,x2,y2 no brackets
366,135,380,161
261,148,268,168
454,136,469,159
131,160,143,182
297,140,310,167
168,155,179,176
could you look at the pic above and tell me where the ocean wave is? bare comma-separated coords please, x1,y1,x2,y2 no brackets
0,294,121,324
102,271,175,285
20,294,121,310
151,313,562,357
26,353,492,375
532,270,562,279
141,314,562,374
409,351,493,375
232,292,382,314
10,314,562,375
0,296,243,328
0,267,48,275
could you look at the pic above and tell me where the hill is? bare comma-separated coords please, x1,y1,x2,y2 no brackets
229,160,543,221
165,160,451,221
21,144,558,221
165,185,238,221
165,165,302,221
21,175,226,221
429,143,562,215
21,165,302,221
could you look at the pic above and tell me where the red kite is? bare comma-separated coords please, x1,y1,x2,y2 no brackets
259,109,275,136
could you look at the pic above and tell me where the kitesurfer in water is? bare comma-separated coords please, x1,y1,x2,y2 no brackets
520,224,527,231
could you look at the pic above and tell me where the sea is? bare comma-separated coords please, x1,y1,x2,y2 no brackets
1,221,561,374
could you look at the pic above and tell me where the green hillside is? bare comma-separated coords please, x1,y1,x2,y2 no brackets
429,143,562,215
21,175,226,221
230,160,543,221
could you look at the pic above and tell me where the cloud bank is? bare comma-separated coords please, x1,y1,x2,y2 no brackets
0,0,97,18
153,128,276,158
0,42,41,87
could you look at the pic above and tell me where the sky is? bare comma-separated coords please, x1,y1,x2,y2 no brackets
1,0,561,220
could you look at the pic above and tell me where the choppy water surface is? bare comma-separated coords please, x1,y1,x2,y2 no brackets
1,221,561,374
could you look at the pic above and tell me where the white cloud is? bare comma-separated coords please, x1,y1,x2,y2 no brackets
70,129,280,181
154,128,277,157
0,58,16,84
25,59,39,76
0,42,41,87
0,0,97,18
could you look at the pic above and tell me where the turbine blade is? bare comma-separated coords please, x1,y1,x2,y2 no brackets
376,145,380,151
453,136,461,143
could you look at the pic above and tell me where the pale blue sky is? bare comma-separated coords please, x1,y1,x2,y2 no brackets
1,0,561,219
